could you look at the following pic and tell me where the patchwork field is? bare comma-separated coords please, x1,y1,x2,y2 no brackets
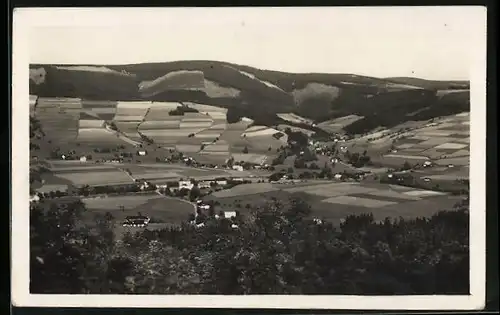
35,97,82,142
353,112,471,167
204,180,464,225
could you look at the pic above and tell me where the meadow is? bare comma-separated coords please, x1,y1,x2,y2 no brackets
82,193,195,237
203,180,464,225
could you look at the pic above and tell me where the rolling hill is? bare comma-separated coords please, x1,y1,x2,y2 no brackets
30,60,470,134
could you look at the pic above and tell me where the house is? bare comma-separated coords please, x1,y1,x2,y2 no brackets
137,150,147,156
178,180,194,190
198,181,211,189
216,180,228,186
232,165,244,172
61,154,66,160
423,161,433,167
29,194,40,203
334,173,343,180
79,156,87,162
224,211,237,219
122,216,150,227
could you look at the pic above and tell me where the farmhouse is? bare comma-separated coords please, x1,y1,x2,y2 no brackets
179,180,194,190
137,150,147,156
224,211,237,219
122,215,150,227
198,181,212,189
232,165,244,172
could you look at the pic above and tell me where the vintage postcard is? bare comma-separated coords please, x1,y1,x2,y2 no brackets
12,6,487,310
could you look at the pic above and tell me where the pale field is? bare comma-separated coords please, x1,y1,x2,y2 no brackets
419,131,453,137
184,102,228,113
116,101,152,108
235,69,284,92
446,149,470,157
246,136,287,152
383,154,430,160
403,190,447,197
436,89,470,97
179,122,213,129
35,184,69,193
132,171,181,180
77,129,122,143
175,144,201,153
434,142,468,150
434,156,469,166
207,123,227,130
83,194,161,210
277,113,314,125
37,97,82,104
284,182,375,198
416,137,456,147
55,65,133,76
231,153,268,164
114,122,141,131
139,120,181,129
201,79,241,98
277,125,315,136
407,135,431,141
213,182,278,198
244,126,268,132
78,120,105,128
424,174,469,180
113,115,145,122
396,143,415,149
87,108,117,114
194,132,222,139
419,148,445,159
365,189,422,201
292,83,340,105
56,171,133,186
139,70,205,91
203,143,230,152
322,195,398,208
243,128,280,137
141,129,195,137
207,112,227,120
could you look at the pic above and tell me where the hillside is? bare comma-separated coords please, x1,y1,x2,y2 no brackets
30,61,470,134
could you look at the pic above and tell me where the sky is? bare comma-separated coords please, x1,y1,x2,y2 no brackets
20,6,486,80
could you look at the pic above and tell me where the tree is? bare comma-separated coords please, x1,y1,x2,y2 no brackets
242,146,249,154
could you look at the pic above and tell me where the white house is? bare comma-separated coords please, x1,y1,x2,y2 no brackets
232,165,244,172
216,180,228,186
224,211,237,219
334,174,343,180
178,180,194,190
198,181,211,189
29,194,40,203
79,156,87,162
137,150,147,156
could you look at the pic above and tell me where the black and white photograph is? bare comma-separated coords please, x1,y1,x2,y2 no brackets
12,7,486,310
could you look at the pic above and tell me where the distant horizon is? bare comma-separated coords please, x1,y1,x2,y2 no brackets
29,60,471,83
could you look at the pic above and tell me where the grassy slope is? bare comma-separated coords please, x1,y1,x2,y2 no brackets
30,61,470,134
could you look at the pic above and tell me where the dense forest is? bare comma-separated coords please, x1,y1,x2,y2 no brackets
30,196,469,295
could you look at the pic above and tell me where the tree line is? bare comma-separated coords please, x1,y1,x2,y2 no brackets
30,195,469,295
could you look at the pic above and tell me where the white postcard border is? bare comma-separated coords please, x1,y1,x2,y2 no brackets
11,7,487,310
